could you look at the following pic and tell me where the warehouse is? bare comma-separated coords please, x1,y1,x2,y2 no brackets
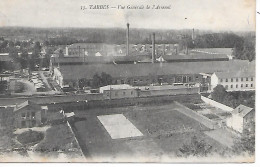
52,59,251,89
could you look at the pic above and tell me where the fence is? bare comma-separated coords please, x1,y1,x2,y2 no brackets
201,96,233,112
45,94,201,111
0,93,104,106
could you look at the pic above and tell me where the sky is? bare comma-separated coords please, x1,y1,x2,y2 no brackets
0,0,256,31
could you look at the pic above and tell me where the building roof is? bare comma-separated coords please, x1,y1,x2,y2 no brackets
0,107,13,113
51,55,152,64
0,53,12,62
214,70,254,79
162,52,228,62
232,104,254,118
191,48,233,55
13,100,41,113
52,49,233,65
100,84,134,91
58,60,251,80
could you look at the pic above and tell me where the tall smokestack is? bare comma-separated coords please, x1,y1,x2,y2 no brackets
126,23,130,56
152,33,155,63
192,28,195,40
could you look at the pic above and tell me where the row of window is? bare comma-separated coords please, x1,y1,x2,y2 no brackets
221,77,253,83
106,90,134,97
21,112,35,118
225,83,254,89
118,76,199,84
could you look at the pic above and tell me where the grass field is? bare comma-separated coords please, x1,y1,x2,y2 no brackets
71,103,228,161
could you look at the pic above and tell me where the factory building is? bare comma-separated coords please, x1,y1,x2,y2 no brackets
52,60,251,89
211,70,255,92
100,84,139,99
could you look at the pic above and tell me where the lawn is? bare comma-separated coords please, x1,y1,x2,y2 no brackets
203,113,220,120
35,122,83,158
17,130,44,145
71,103,227,161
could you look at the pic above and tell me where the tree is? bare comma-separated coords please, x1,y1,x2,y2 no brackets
92,74,102,88
211,85,228,103
100,72,113,86
232,122,255,156
20,51,29,69
0,40,8,52
178,136,213,157
232,36,255,62
91,72,113,88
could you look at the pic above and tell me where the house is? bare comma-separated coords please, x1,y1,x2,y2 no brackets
226,104,255,133
211,70,255,92
13,101,48,129
100,84,139,99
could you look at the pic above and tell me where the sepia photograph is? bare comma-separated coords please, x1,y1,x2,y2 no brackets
0,0,256,163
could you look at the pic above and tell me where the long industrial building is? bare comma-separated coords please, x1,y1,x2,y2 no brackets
52,59,251,89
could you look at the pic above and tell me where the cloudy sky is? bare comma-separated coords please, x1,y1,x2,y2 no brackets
0,0,255,31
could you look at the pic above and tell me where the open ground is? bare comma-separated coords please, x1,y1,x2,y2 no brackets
70,102,228,162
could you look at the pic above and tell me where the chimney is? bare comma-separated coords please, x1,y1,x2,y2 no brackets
152,33,155,63
126,23,130,56
192,28,195,40
163,44,165,55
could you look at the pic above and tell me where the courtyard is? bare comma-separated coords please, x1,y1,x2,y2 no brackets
71,103,228,162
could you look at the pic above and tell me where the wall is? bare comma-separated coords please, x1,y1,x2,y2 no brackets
103,89,138,99
140,87,199,97
226,114,243,133
14,107,43,129
201,95,233,112
222,77,255,92
46,94,201,112
174,101,218,129
211,74,255,92
64,73,202,89
0,87,199,106
210,73,218,91
0,94,104,106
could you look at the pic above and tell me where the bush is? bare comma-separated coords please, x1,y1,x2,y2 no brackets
184,103,202,110
179,136,213,157
203,114,219,119
17,130,44,145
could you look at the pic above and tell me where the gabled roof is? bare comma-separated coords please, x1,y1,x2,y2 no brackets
100,84,134,90
162,52,228,62
214,70,254,79
191,48,233,55
13,100,41,113
51,55,151,64
58,59,251,80
232,104,254,118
